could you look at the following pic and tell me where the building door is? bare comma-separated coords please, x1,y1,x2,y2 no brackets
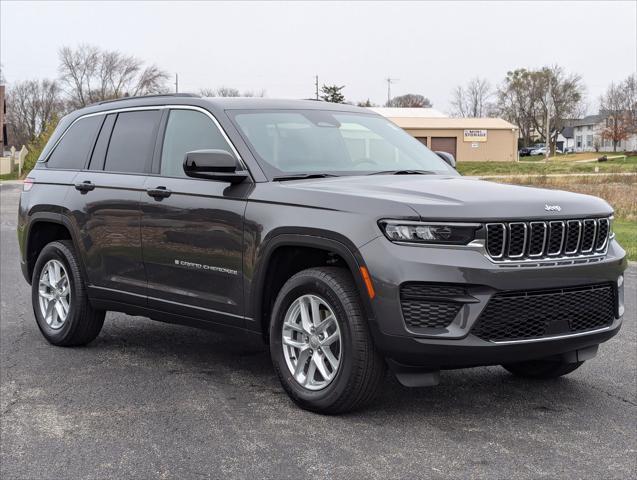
431,137,457,159
416,137,428,146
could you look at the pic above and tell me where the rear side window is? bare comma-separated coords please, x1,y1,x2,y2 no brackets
88,114,116,170
160,109,233,177
104,110,161,173
46,116,103,169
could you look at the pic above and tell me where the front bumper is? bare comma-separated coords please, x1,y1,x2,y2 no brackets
360,236,627,369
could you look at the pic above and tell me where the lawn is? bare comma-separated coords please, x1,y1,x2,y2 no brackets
457,155,637,176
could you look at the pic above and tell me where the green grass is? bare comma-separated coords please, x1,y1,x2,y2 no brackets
0,172,20,181
614,220,637,262
457,156,637,176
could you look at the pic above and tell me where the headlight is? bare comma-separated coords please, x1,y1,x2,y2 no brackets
379,220,480,245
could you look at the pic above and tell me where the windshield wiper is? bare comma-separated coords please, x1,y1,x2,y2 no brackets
272,173,340,181
368,169,436,175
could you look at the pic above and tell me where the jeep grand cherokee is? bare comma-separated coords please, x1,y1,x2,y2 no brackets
18,95,627,413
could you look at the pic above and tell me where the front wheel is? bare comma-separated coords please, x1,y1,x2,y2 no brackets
502,358,584,379
269,267,385,414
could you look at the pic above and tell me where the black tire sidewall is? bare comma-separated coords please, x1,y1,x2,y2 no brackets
270,272,358,411
31,242,82,345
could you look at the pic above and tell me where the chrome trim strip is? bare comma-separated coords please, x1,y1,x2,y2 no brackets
547,221,565,256
490,325,613,345
595,218,610,251
507,222,527,258
581,219,596,254
39,104,250,173
565,220,582,254
528,221,547,257
486,223,506,259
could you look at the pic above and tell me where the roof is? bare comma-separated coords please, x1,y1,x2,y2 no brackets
560,126,574,139
571,114,604,127
368,107,447,118
378,116,519,130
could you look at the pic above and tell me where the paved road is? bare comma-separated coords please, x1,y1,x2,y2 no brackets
1,181,635,479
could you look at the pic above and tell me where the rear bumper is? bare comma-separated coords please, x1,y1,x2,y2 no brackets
360,236,627,369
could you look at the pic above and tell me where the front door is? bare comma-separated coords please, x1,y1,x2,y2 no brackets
140,108,249,326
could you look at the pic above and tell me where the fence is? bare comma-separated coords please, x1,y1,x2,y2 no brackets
0,146,28,176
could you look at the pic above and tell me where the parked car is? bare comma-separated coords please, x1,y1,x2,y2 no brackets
530,146,563,156
519,143,545,157
18,95,627,413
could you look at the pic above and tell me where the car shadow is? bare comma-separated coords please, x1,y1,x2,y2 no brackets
88,314,602,420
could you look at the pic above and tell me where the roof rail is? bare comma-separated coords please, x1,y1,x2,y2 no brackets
96,93,201,106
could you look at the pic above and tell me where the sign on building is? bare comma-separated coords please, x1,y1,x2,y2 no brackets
463,129,487,142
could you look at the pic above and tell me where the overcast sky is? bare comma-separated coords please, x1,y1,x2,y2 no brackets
1,1,636,114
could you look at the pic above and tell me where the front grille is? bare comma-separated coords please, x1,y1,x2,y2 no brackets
471,283,615,342
400,283,465,329
485,217,610,262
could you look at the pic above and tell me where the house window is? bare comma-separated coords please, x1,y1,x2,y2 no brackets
586,135,593,147
576,135,582,148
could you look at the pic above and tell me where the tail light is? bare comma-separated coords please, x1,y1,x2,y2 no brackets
23,177,34,192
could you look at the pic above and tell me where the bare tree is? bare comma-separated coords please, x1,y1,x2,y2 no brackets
599,79,634,151
623,73,637,134
451,77,493,117
58,44,169,107
6,79,63,147
386,93,432,108
200,87,266,97
496,66,585,152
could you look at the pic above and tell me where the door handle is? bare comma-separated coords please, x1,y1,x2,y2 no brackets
146,186,172,199
74,180,95,193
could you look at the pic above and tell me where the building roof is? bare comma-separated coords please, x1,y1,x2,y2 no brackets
560,126,574,139
369,107,447,118
571,114,604,127
377,116,518,130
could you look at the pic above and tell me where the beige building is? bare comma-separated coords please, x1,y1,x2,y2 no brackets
371,108,519,162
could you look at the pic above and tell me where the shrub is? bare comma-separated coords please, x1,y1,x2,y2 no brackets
22,118,58,177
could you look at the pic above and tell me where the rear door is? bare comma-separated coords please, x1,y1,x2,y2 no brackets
140,108,249,326
69,109,162,305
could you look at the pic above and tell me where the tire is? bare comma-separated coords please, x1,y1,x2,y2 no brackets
269,267,385,414
31,240,105,346
502,358,584,379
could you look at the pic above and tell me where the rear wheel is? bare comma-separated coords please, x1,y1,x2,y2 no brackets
502,358,584,379
31,240,105,346
270,267,385,414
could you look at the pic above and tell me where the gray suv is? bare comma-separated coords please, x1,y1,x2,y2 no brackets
18,95,627,413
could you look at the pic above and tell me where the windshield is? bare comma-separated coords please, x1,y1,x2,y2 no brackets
229,109,457,177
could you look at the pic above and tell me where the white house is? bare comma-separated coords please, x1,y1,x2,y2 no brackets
572,114,637,152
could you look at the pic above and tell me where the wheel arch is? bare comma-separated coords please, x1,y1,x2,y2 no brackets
249,229,376,341
24,213,85,284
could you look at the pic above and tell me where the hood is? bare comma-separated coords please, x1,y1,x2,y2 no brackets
280,175,613,221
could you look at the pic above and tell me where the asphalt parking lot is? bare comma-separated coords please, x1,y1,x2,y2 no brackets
1,181,635,479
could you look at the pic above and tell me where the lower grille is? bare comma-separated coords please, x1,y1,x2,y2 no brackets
471,283,615,341
400,283,465,329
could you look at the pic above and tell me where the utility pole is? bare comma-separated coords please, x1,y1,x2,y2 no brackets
544,80,551,161
174,73,179,94
315,75,319,100
386,77,398,106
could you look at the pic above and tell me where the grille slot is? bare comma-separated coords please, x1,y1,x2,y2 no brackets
485,217,610,262
400,283,466,329
471,283,615,341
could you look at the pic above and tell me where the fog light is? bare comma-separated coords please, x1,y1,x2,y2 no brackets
617,275,623,288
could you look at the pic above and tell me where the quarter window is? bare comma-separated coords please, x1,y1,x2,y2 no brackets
160,109,233,177
46,116,103,169
104,110,161,173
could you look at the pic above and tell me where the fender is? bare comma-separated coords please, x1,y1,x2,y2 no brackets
23,211,88,285
248,228,377,336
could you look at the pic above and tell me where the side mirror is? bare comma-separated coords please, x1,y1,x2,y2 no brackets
435,150,456,169
183,149,248,184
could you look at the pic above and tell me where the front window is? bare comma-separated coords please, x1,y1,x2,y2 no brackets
229,109,456,177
